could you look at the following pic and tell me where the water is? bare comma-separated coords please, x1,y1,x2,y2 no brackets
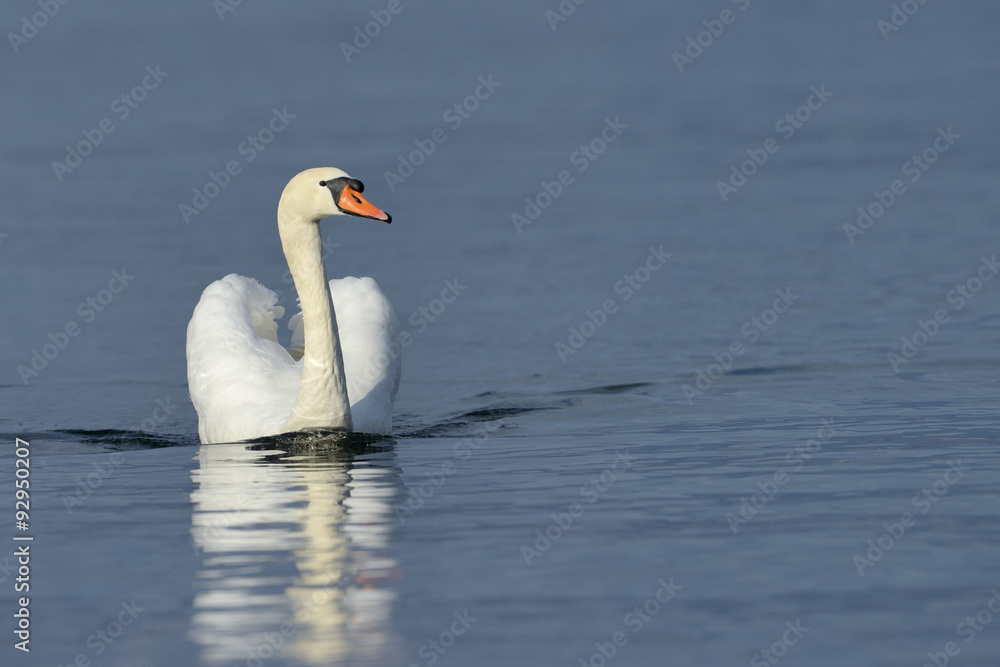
2,1,1000,665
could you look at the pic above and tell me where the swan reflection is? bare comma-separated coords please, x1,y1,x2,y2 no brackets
188,433,402,666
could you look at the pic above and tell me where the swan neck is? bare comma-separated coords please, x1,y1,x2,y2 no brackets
278,208,353,432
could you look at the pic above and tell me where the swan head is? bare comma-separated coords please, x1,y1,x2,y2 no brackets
279,167,391,225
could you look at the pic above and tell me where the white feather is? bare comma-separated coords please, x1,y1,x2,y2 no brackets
186,274,400,443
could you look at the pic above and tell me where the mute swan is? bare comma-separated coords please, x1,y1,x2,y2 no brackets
186,168,400,444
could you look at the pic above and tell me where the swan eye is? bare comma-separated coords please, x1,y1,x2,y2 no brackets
318,180,327,186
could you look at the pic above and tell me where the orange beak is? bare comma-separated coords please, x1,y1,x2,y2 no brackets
337,185,391,223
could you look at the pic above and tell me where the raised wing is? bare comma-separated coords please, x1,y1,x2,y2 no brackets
186,274,301,443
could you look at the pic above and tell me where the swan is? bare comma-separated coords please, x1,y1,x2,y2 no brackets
186,168,400,444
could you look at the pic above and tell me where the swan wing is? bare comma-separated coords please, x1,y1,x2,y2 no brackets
186,274,301,443
293,276,400,435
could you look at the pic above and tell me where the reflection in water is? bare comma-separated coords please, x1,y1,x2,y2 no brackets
188,433,403,666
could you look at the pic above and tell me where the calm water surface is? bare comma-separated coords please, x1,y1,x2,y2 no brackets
2,1,999,665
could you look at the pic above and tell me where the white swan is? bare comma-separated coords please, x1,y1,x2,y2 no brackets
186,168,400,444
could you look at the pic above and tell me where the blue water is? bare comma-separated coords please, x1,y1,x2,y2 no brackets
2,1,1000,665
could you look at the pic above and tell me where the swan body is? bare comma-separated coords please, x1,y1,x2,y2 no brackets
186,168,399,444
